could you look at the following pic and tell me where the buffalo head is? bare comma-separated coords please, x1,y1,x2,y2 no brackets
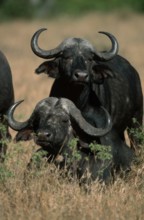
7,97,112,155
31,28,118,85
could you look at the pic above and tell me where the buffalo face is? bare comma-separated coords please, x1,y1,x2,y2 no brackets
35,41,95,85
32,29,118,85
33,108,71,154
58,46,92,84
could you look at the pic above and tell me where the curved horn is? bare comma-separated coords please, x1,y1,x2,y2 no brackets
60,98,112,137
7,100,30,131
94,32,119,61
31,28,63,59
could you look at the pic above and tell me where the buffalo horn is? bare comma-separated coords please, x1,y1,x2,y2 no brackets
31,28,63,59
7,100,29,131
60,98,112,137
31,29,118,61
94,32,119,61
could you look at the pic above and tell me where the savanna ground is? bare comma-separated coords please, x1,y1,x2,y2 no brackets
0,12,144,220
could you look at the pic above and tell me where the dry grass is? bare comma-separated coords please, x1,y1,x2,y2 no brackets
0,12,144,220
0,141,144,220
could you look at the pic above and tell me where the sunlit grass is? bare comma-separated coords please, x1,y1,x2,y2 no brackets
0,137,143,220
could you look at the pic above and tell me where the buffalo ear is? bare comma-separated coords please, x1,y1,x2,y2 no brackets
14,129,33,142
92,64,115,84
35,60,60,78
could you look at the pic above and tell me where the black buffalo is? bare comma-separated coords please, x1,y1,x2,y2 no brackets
7,97,134,183
0,50,14,161
31,28,143,150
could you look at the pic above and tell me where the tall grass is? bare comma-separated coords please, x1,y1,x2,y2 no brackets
0,137,144,220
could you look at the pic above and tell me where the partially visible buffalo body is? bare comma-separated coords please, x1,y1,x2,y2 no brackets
7,97,134,183
31,29,143,150
0,50,14,161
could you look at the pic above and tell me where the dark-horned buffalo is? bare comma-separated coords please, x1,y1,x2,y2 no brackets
31,28,143,151
0,50,14,161
7,97,134,184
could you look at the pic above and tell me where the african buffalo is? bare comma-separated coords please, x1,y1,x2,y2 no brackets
7,97,134,183
31,28,143,150
0,50,14,161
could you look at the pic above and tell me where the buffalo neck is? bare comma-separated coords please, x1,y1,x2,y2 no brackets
50,78,101,110
50,78,87,104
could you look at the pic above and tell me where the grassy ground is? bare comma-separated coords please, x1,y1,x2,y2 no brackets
0,12,144,220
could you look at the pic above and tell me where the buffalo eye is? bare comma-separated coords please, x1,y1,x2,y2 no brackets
62,119,69,123
88,57,94,63
63,57,73,63
61,116,69,123
62,52,73,61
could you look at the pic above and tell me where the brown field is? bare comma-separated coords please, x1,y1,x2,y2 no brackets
0,12,144,220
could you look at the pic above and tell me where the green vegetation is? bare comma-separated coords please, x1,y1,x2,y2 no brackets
128,119,144,164
129,118,144,146
89,142,112,161
52,0,144,15
0,0,144,20
66,138,112,165
67,138,82,163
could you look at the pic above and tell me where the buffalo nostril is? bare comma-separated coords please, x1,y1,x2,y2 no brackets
75,72,79,78
38,131,52,139
84,74,88,79
74,72,88,80
45,132,52,138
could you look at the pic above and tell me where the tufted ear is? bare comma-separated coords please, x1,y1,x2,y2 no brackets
35,59,60,78
92,64,115,84
14,129,33,142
